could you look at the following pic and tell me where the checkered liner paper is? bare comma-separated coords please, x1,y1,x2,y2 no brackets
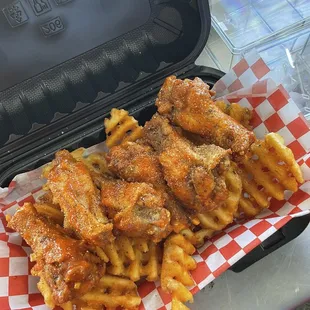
0,52,310,310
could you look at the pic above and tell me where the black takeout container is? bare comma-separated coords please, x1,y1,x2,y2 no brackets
0,0,308,272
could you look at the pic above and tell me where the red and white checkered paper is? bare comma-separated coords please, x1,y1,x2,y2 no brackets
0,53,310,310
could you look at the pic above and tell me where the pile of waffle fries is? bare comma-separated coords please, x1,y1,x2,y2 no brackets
7,76,304,310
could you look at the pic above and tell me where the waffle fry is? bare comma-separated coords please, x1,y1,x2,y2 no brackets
180,227,211,248
65,275,141,310
104,108,143,148
180,163,242,247
72,148,110,176
102,236,161,282
197,163,242,236
215,101,253,130
265,133,304,184
34,203,64,226
161,234,196,308
172,298,190,310
236,132,304,217
37,277,56,309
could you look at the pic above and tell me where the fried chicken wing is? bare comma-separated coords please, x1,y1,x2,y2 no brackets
156,76,255,153
101,178,171,242
107,142,165,186
46,150,113,247
143,114,231,212
106,142,190,232
7,203,105,306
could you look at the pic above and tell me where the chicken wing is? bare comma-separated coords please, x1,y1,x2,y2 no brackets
156,76,255,153
7,203,105,306
101,177,171,242
46,150,113,247
106,142,191,232
143,114,231,212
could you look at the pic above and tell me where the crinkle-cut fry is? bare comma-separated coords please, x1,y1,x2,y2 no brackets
181,164,242,247
180,227,213,248
71,147,85,160
34,203,64,225
95,246,109,263
37,277,55,309
161,234,196,307
72,148,110,176
215,101,253,130
265,133,304,184
133,237,149,253
104,108,143,148
102,236,161,282
142,241,161,281
196,163,242,237
172,298,190,310
236,132,304,217
73,275,141,310
59,302,73,310
237,196,263,218
103,237,133,276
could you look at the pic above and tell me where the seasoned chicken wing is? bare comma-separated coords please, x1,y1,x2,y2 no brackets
7,203,105,306
101,177,171,242
143,114,231,212
106,142,190,232
46,150,113,247
156,76,255,153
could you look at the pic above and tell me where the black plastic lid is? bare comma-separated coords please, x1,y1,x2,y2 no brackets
0,0,211,171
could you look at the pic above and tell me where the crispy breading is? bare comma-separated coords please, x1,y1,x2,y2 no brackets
215,101,253,130
46,150,114,247
143,114,231,212
161,234,196,308
156,76,255,153
107,141,190,232
101,177,171,242
7,203,105,306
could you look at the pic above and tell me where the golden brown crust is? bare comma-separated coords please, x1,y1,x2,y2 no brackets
101,177,171,242
144,114,231,212
47,150,114,247
156,76,255,153
7,203,105,305
106,141,191,232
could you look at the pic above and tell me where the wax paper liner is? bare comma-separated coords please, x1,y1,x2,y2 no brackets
0,52,310,310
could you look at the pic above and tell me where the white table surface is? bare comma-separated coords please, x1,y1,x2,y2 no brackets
190,225,310,310
192,45,310,310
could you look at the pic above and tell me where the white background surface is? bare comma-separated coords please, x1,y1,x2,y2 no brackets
190,226,310,310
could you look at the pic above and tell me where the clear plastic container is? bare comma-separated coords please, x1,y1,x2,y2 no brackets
210,0,310,53
258,28,310,120
203,27,242,72
197,26,310,120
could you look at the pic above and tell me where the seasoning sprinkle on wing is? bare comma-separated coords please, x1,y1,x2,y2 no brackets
46,150,114,247
106,141,191,232
156,76,255,153
144,114,231,212
101,177,171,242
7,203,105,307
